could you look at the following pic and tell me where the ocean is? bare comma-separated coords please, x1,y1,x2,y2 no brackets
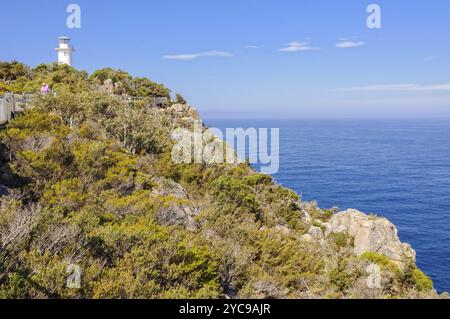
205,118,450,293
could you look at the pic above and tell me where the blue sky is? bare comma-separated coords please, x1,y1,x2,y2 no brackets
1,0,450,119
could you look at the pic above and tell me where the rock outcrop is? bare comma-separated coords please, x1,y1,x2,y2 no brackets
152,177,188,199
325,209,416,268
365,263,383,289
301,226,324,242
155,203,199,231
152,178,199,231
98,79,115,94
168,103,201,121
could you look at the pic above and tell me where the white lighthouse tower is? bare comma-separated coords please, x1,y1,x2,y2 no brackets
55,37,74,66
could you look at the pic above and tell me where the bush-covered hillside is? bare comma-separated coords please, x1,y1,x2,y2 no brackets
0,61,438,299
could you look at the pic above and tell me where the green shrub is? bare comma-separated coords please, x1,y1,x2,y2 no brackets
0,82,25,95
359,252,400,275
0,61,30,82
90,68,170,97
243,173,273,187
211,175,259,214
0,273,30,299
411,268,433,292
330,232,353,249
329,258,356,292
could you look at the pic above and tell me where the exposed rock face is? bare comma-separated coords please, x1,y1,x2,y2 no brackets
300,210,312,225
308,226,324,240
187,107,201,121
152,178,199,231
274,224,291,235
152,177,188,199
99,79,115,94
170,103,186,113
155,203,199,231
366,263,382,289
325,209,416,268
168,103,201,121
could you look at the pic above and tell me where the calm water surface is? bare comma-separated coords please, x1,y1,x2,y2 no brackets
206,118,450,293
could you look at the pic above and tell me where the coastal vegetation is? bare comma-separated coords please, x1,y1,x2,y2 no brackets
0,61,438,299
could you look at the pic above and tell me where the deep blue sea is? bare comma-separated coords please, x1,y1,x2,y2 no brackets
205,119,450,293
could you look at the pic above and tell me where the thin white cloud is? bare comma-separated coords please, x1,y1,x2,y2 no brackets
336,41,365,48
336,83,450,92
279,40,319,52
245,45,260,49
163,51,232,61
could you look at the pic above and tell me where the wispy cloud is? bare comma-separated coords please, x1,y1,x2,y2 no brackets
278,40,319,52
336,83,450,92
163,51,232,61
245,45,260,49
336,40,365,48
424,55,437,62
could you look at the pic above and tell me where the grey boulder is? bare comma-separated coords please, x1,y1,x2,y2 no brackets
325,209,416,269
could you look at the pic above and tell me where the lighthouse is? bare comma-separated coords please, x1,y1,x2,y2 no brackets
55,36,74,66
